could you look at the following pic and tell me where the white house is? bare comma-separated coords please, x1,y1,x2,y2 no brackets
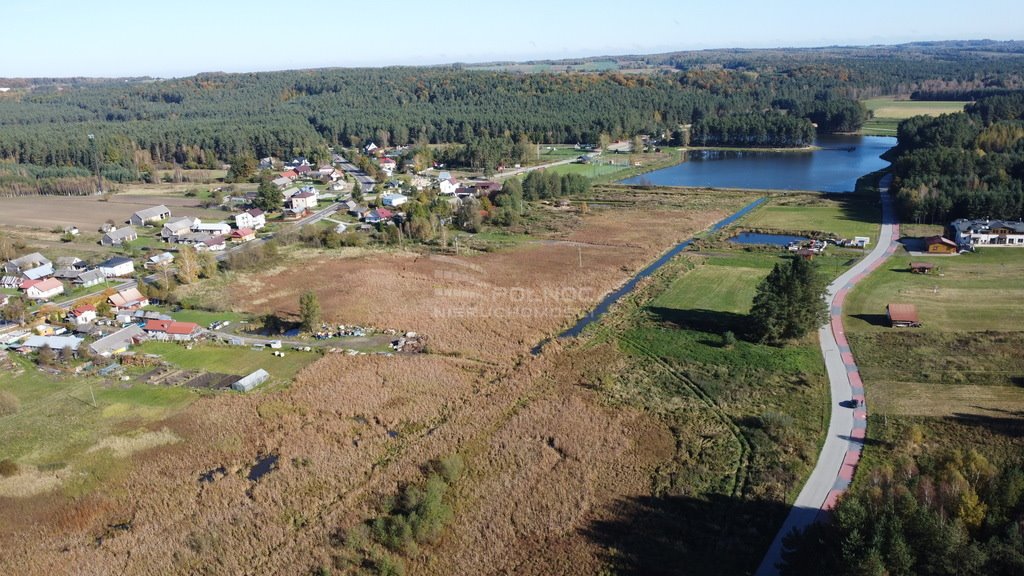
146,252,175,269
381,193,408,208
379,157,397,175
439,178,459,195
235,208,267,230
97,256,135,278
72,269,106,288
130,205,171,226
951,218,1024,247
21,278,64,300
70,304,97,326
287,190,318,212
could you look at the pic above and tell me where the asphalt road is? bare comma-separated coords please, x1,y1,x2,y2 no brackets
756,174,897,576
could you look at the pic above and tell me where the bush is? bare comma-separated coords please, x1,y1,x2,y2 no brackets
0,458,18,477
430,454,465,483
0,390,19,416
721,330,737,348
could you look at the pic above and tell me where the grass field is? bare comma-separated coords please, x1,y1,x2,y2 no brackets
741,194,881,239
135,341,320,383
650,264,768,314
547,162,630,178
844,247,1024,422
146,306,249,327
861,97,968,136
0,354,194,496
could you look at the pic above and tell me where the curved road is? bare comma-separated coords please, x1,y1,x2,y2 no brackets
756,174,898,575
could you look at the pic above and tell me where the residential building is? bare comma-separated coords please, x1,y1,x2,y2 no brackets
130,205,172,226
381,193,408,208
364,208,394,224
98,256,135,277
55,256,84,270
72,269,106,288
101,226,138,246
70,304,97,326
108,287,149,311
378,157,397,175
439,178,459,195
287,190,318,212
143,319,202,341
5,252,51,274
272,176,292,189
21,278,64,300
235,209,266,230
925,235,958,254
21,335,83,352
162,216,199,240
950,218,1024,247
89,325,146,357
231,228,256,242
200,235,228,252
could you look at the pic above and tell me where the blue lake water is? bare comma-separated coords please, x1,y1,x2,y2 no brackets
729,232,809,246
620,135,896,192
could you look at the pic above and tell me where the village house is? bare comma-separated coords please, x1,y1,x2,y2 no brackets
886,303,921,328
54,256,85,271
279,170,298,182
259,156,276,170
116,309,171,324
378,157,397,175
143,319,202,341
89,325,146,357
21,277,64,300
271,176,293,189
295,164,312,177
950,218,1024,247
925,235,959,254
108,287,149,311
98,256,135,277
101,226,138,246
72,269,106,288
287,190,318,212
364,208,394,224
200,235,228,252
235,208,266,230
161,216,200,241
130,205,172,226
439,177,459,195
20,335,83,354
381,193,408,207
70,304,97,326
230,228,256,242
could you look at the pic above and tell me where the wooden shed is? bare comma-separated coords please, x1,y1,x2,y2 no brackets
886,303,921,328
925,236,958,254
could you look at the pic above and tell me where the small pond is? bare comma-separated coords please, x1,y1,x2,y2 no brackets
729,232,809,246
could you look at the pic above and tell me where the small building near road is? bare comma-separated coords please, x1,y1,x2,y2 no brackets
230,228,256,243
72,269,106,288
146,252,175,269
90,325,146,357
101,226,138,246
232,368,270,392
108,287,149,311
143,319,202,341
235,209,266,230
380,193,408,208
98,256,135,278
925,235,959,254
287,190,318,212
21,278,64,300
909,262,935,274
200,234,228,252
162,216,199,241
194,221,231,236
886,303,921,328
21,262,54,281
130,205,172,226
71,304,97,325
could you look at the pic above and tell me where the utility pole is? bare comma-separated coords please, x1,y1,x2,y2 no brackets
578,246,583,268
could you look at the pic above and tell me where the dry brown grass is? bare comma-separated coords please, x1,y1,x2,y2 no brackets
0,193,230,231
0,195,747,575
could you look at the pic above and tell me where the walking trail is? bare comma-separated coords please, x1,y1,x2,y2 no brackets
755,174,898,575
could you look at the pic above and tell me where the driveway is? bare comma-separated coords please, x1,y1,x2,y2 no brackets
756,174,898,575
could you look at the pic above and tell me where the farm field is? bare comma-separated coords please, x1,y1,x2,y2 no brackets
547,162,630,178
861,97,968,135
0,192,232,232
650,263,767,314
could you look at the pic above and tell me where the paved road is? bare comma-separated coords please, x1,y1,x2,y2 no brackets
335,160,376,189
756,174,898,576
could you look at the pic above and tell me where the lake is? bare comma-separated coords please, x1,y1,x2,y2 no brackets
620,135,896,192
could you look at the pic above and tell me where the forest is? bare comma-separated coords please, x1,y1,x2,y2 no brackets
888,92,1024,223
1,42,1024,196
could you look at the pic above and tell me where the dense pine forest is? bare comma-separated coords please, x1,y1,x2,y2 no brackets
1,41,1024,196
889,92,1024,223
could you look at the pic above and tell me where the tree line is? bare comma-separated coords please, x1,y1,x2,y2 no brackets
889,92,1024,224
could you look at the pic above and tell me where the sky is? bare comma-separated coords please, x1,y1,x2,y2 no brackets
2,0,1022,78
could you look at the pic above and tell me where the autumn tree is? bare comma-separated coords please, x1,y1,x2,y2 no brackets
299,291,321,333
175,245,200,284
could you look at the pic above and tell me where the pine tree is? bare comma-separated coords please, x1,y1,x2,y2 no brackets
750,257,827,344
299,291,321,333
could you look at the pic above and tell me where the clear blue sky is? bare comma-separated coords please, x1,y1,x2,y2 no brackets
2,0,1021,77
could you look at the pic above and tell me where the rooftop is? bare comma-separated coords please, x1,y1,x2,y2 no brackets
887,303,920,324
